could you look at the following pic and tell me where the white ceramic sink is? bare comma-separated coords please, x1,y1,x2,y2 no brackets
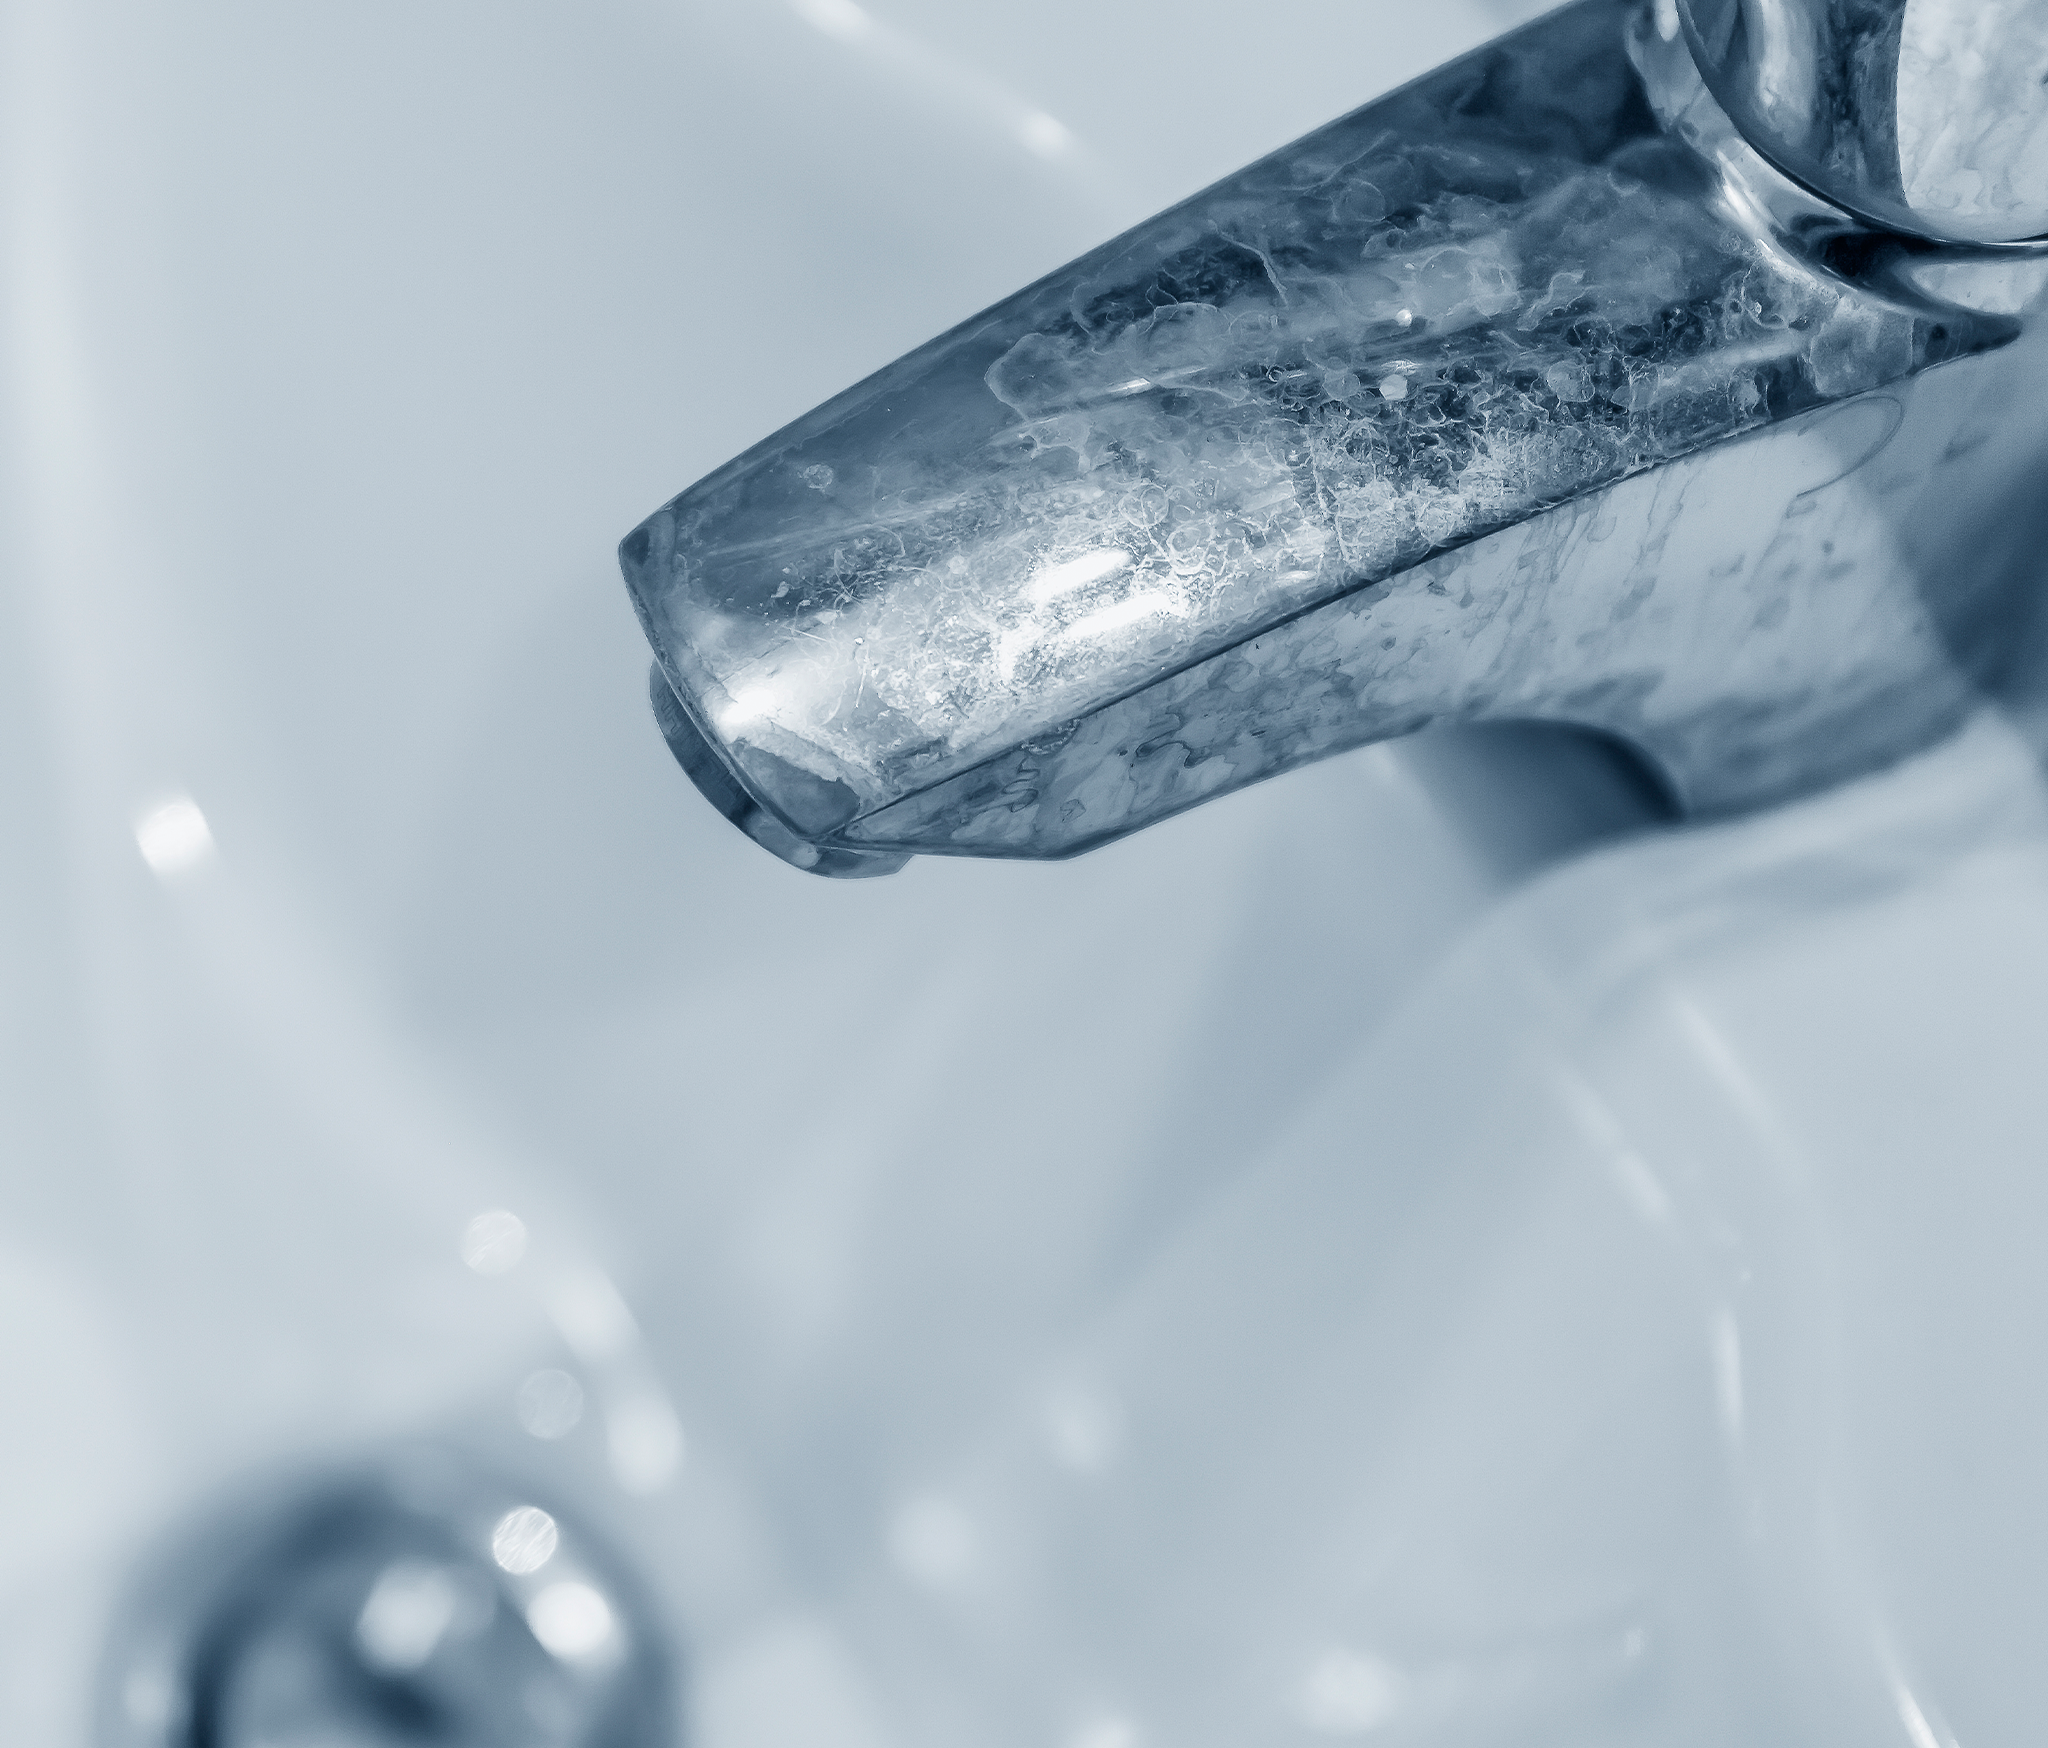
8,1,2048,1744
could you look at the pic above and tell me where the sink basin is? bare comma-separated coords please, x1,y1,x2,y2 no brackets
8,0,2048,1743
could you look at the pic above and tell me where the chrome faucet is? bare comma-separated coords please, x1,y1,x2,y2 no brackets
620,0,2048,877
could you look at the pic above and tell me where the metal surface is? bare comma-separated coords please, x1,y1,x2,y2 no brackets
1679,0,2048,243
98,1459,674,1748
622,0,2048,875
15,0,2048,1744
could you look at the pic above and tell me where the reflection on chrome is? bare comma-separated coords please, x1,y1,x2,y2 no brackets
98,1463,671,1748
1028,549,1131,605
1682,0,2048,240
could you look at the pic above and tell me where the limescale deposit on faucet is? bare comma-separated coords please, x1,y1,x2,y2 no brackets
622,0,1996,829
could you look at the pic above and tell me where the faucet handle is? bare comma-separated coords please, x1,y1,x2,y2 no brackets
1678,0,2048,242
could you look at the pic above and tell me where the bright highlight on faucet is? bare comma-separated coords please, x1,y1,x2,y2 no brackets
1029,548,1131,604
1061,591,1180,642
715,682,785,735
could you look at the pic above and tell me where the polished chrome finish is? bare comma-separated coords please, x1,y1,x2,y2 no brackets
1678,0,2048,244
623,0,2048,876
97,1457,676,1748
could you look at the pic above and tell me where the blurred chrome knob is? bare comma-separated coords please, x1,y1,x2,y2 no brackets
1678,0,2048,242
100,1460,676,1748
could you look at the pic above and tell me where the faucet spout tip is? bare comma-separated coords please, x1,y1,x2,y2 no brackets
648,666,910,878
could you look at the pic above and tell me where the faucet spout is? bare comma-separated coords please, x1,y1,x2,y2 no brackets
620,0,2048,875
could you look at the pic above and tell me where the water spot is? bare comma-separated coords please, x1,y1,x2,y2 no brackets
1295,1649,1403,1735
490,1506,559,1576
791,0,870,42
1020,112,1072,159
516,1370,585,1440
888,1496,976,1587
460,1210,527,1275
527,1581,616,1660
134,797,214,875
